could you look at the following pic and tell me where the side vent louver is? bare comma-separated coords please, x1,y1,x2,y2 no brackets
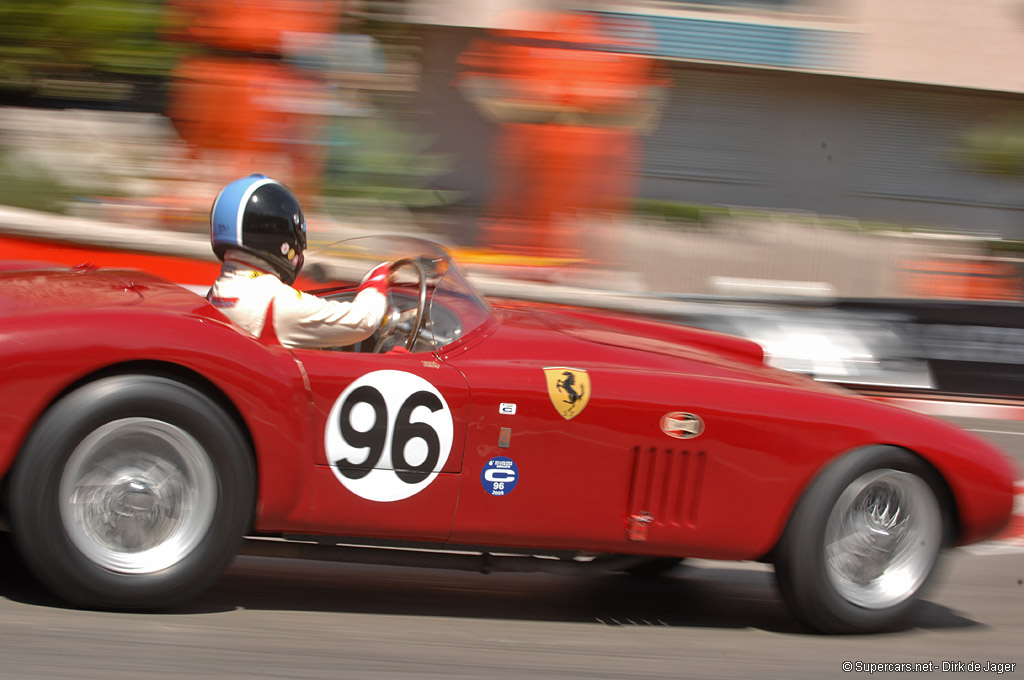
628,446,707,529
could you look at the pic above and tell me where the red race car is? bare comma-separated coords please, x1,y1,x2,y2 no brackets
0,236,1015,633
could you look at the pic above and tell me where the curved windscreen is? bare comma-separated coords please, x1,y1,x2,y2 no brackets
307,235,492,351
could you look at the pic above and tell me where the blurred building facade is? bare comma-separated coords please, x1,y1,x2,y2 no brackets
404,0,1024,239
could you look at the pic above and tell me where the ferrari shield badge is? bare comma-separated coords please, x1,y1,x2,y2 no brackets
543,367,591,420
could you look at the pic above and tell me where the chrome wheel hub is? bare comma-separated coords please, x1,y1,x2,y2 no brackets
59,418,217,574
825,469,941,609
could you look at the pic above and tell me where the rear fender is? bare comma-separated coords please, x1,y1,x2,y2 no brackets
0,310,314,530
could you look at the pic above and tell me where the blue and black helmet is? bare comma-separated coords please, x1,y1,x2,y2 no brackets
210,174,307,284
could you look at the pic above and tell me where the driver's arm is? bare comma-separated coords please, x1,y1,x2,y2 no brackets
272,286,388,349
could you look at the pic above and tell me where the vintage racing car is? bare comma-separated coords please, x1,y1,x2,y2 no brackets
0,236,1015,633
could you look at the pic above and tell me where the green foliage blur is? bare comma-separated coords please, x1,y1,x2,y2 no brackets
0,153,79,213
322,117,460,209
0,0,182,103
0,1,456,213
957,115,1024,177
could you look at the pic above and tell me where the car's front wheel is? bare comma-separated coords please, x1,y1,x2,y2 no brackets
774,446,950,634
8,375,254,609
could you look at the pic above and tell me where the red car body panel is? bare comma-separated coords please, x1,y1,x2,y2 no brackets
296,348,472,541
0,264,1015,564
442,303,1014,556
0,268,315,529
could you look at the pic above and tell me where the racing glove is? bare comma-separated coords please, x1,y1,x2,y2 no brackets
359,261,391,295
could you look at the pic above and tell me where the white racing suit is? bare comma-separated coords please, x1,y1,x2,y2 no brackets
208,251,387,349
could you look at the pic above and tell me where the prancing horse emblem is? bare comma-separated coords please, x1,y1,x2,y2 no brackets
543,367,591,420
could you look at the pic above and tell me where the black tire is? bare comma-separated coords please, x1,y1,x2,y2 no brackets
774,446,951,634
622,557,684,577
8,375,255,610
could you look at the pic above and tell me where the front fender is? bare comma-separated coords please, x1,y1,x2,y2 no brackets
590,371,1015,559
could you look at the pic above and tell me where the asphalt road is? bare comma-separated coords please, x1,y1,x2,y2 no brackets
0,417,1021,680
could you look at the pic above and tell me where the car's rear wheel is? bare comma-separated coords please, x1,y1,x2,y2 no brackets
8,375,254,609
774,446,950,634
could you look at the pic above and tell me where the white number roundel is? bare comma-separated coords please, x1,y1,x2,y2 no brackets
325,370,453,502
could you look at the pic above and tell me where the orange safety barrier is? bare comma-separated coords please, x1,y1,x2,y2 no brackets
457,12,664,259
163,0,342,201
901,258,1024,301
168,57,328,190
166,0,342,54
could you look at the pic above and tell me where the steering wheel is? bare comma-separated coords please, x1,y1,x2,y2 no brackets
373,258,427,353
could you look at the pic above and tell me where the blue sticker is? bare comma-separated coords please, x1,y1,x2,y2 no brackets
481,456,518,497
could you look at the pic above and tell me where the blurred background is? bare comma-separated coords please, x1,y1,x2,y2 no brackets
2,0,1024,395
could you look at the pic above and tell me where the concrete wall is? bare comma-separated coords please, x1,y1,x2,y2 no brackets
568,0,1024,94
854,0,1024,94
409,1,1024,244
638,66,1024,235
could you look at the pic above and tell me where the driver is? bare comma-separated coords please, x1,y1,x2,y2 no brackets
207,174,390,349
